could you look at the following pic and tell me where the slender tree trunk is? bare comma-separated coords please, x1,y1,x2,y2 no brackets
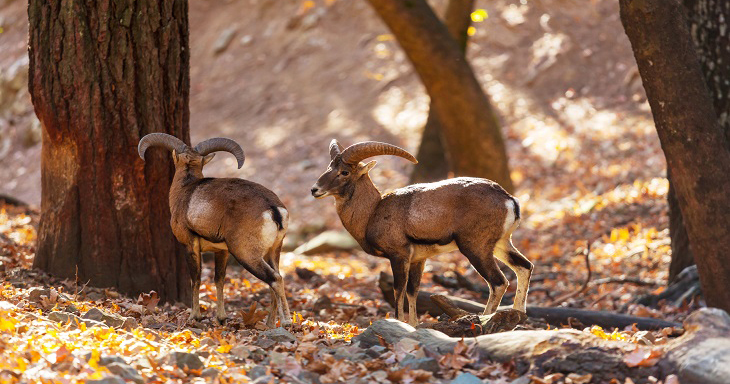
28,0,191,303
410,0,474,184
620,0,730,311
669,0,730,281
368,0,513,192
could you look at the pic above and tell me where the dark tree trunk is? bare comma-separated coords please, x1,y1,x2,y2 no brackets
410,0,473,184
620,0,730,311
28,0,191,303
669,0,730,281
368,0,513,192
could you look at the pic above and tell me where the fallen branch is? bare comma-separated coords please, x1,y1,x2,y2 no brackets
590,277,662,287
379,272,681,330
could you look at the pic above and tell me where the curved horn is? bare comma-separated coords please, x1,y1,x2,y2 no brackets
329,139,343,159
194,138,245,168
340,141,418,165
138,133,187,160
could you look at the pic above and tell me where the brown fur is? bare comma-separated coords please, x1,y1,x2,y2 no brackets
312,141,533,325
157,147,291,326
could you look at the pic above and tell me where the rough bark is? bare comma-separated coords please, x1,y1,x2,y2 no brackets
367,0,513,191
379,272,681,330
354,308,730,384
669,0,730,281
620,0,730,312
28,0,191,303
410,0,473,184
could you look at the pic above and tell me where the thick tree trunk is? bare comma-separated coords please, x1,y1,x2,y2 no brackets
669,0,730,281
28,0,191,303
410,0,473,184
620,0,730,311
368,0,513,191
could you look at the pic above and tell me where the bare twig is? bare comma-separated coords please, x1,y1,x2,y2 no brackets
548,240,594,306
589,276,661,287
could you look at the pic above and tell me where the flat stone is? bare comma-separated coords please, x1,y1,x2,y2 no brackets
213,27,238,54
83,308,126,328
293,230,360,255
85,377,126,384
48,311,80,325
201,367,220,379
400,357,439,373
451,372,483,384
106,362,144,384
365,345,387,358
158,351,204,371
230,345,250,359
249,365,268,380
298,371,322,384
26,287,51,303
251,375,277,384
98,356,127,366
261,327,297,343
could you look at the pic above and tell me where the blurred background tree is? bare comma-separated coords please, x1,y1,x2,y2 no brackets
367,0,514,192
667,0,730,282
28,0,191,303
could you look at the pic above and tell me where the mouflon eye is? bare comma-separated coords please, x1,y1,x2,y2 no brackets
340,170,350,176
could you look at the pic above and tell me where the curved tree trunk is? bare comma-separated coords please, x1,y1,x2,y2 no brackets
410,0,473,184
28,0,191,303
368,0,513,192
669,0,730,281
620,0,730,312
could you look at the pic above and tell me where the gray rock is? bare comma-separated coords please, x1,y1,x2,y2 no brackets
250,347,267,362
451,372,483,384
48,311,80,325
98,356,127,366
158,351,204,371
261,327,297,343
201,367,220,379
251,375,276,384
213,27,237,54
255,337,276,349
298,371,322,384
230,345,250,359
85,377,126,384
106,362,144,384
365,345,387,358
26,287,51,303
249,365,268,380
121,317,138,331
293,230,360,255
83,308,126,328
509,375,531,384
400,356,439,373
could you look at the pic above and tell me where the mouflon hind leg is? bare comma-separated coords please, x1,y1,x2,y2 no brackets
494,238,533,312
459,240,508,315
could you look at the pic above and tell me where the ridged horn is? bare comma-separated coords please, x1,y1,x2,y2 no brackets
194,137,245,168
329,139,343,159
340,141,418,165
138,133,187,160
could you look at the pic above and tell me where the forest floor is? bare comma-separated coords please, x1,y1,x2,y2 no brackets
0,0,701,383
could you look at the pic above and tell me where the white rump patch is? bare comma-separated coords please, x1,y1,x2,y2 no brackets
503,199,516,238
277,208,289,232
261,211,279,249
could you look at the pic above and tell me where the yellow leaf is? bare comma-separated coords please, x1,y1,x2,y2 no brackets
376,34,394,41
216,344,233,353
467,26,476,36
88,349,101,369
471,9,488,22
0,317,16,332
